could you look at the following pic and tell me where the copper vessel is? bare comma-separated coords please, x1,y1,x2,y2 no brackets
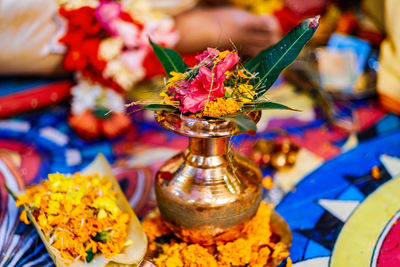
154,111,262,245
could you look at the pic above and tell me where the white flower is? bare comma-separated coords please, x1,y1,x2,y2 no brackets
71,80,102,115
99,37,124,61
105,90,125,113
103,59,145,90
144,18,179,48
122,0,151,22
57,0,98,10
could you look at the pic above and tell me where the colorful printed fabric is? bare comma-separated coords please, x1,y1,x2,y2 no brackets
0,95,399,265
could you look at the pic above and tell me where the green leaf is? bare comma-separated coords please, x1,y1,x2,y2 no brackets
86,248,94,263
4,183,18,201
142,104,179,112
93,107,112,119
149,39,188,78
155,234,175,244
93,231,109,243
242,102,300,112
244,16,319,98
227,114,257,132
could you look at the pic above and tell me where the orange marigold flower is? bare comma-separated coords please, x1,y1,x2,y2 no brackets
16,172,131,263
203,98,241,117
19,210,30,225
145,201,290,267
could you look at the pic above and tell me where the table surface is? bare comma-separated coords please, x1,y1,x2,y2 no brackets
0,81,400,266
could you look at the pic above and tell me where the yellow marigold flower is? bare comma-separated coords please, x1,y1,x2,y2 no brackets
237,69,251,79
32,194,42,208
93,196,120,219
231,0,284,15
165,71,186,90
142,215,172,242
98,209,108,219
144,201,289,266
286,257,293,267
48,200,60,215
181,244,218,267
262,176,274,190
238,83,255,102
20,210,30,225
217,238,252,266
217,50,230,60
203,98,241,117
16,172,131,262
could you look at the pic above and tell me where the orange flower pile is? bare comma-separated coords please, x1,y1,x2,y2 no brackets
143,202,291,267
16,173,131,263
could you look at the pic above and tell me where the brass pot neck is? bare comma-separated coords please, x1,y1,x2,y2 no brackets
189,137,228,156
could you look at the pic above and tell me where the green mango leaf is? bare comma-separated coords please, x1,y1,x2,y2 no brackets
142,104,179,112
226,114,257,132
242,102,300,112
4,183,18,201
244,16,320,98
149,39,188,78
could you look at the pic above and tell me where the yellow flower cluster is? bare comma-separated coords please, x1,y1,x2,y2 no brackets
202,98,241,117
230,0,284,15
154,243,218,267
165,71,186,90
16,173,131,262
238,83,255,102
143,202,291,267
160,71,187,103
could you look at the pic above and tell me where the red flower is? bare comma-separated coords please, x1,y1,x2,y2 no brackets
59,27,85,48
60,7,101,35
69,110,100,139
81,38,105,70
63,48,87,71
100,112,131,138
69,110,131,139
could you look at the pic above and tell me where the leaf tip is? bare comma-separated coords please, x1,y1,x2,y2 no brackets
308,15,320,29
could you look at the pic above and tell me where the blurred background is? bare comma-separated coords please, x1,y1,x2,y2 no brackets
1,0,400,266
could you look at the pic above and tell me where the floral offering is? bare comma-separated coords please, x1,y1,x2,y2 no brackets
143,202,291,267
140,16,319,131
57,0,178,138
15,172,132,263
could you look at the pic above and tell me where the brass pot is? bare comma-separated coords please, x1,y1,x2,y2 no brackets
154,111,262,245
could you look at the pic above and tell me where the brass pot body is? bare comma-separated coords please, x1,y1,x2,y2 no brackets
154,112,262,245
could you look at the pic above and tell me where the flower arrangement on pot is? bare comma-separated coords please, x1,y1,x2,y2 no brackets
139,16,320,131
130,15,320,249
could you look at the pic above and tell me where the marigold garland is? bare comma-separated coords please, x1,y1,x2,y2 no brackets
16,172,131,263
143,202,291,267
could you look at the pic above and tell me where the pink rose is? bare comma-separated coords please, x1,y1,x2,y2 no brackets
195,48,220,64
179,92,209,113
119,49,148,71
190,65,226,98
142,21,179,48
95,1,121,32
170,86,208,113
168,49,240,114
216,52,240,74
110,19,141,47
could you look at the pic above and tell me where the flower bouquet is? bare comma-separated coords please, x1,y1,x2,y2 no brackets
6,155,147,266
57,0,178,139
137,16,320,131
134,16,320,253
